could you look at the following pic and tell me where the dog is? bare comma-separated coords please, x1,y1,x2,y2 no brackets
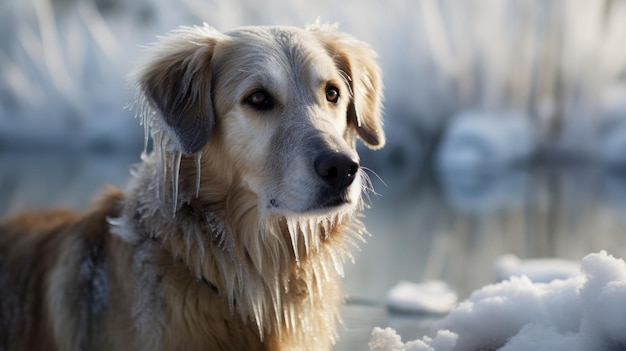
0,23,384,351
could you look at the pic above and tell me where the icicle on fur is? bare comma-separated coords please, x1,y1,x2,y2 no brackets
286,218,300,265
194,151,202,198
171,150,182,216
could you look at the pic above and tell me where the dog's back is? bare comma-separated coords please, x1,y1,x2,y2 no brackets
0,189,269,351
0,190,125,351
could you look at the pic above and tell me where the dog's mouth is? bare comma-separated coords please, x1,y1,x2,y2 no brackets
316,193,351,209
304,189,355,214
267,190,353,215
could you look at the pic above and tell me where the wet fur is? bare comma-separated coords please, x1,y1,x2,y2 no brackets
0,24,384,351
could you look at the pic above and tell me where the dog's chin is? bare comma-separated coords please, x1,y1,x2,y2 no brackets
303,195,354,216
266,193,356,217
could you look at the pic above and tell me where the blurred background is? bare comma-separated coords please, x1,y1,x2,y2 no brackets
2,0,626,349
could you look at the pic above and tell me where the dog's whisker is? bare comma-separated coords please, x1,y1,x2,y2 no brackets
361,166,386,188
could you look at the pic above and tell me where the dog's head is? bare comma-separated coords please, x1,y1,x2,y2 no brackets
135,24,384,216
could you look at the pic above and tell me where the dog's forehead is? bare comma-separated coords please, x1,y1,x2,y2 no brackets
225,27,337,82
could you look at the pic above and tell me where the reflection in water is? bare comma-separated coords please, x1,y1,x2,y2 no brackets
1,153,626,349
0,153,138,216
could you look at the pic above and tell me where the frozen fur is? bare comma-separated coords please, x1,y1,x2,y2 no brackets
0,23,384,351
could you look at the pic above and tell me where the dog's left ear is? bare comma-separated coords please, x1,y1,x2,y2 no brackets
311,26,385,149
134,25,224,155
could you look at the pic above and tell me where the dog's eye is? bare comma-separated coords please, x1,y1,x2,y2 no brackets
245,90,274,110
326,86,340,103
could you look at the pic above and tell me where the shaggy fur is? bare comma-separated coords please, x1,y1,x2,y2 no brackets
0,23,384,351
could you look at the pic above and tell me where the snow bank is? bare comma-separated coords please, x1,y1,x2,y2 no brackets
369,327,458,351
436,111,536,173
371,251,626,351
494,254,580,283
387,280,457,314
439,169,529,214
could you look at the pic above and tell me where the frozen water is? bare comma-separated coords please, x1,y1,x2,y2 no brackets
371,251,626,351
436,111,535,173
386,280,457,315
439,169,529,214
369,327,458,351
494,254,580,283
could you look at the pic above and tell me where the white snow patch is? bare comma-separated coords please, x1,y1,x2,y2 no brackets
387,280,458,314
494,254,580,282
369,327,458,351
436,111,535,173
371,251,626,351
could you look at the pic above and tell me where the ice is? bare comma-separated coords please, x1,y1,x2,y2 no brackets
436,111,535,173
194,151,202,198
371,251,626,351
386,280,457,314
494,254,580,283
369,327,458,351
170,150,182,216
439,169,529,214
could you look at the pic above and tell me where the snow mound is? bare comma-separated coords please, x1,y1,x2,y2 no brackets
387,280,458,314
369,327,458,351
436,111,536,173
494,254,580,282
371,251,626,351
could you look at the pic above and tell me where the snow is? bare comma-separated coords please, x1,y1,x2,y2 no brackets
387,280,457,315
494,254,580,283
371,251,626,351
439,169,529,214
369,327,458,351
436,111,536,173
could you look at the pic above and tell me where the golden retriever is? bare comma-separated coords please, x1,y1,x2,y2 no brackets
0,23,384,351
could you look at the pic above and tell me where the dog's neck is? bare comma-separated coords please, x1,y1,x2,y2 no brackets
111,152,364,348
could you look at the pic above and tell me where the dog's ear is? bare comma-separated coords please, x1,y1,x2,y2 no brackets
311,26,385,149
135,26,223,154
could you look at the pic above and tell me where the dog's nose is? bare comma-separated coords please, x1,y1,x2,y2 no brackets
314,152,360,190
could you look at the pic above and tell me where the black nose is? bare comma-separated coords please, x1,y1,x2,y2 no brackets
314,152,360,190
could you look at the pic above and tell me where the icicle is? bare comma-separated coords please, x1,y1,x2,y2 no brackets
286,218,300,265
329,249,344,277
318,255,331,283
171,151,182,217
194,151,202,198
282,306,290,335
252,293,265,338
272,278,283,338
304,218,316,255
288,305,297,332
313,262,324,297
158,134,169,203
142,112,150,155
